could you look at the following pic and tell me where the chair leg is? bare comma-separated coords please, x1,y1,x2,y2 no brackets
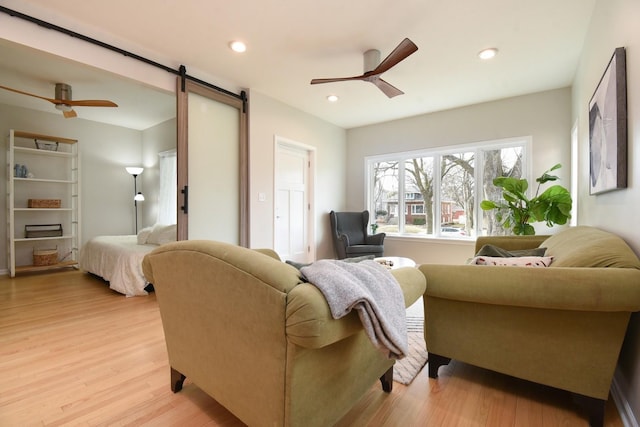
171,367,186,393
572,393,605,427
427,352,451,378
379,366,393,392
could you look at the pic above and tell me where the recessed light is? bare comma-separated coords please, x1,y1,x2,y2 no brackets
229,41,247,53
478,48,498,60
327,95,339,102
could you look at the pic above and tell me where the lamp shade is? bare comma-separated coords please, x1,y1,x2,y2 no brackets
134,192,145,202
126,166,144,175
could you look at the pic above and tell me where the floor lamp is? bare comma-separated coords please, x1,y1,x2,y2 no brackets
126,167,145,233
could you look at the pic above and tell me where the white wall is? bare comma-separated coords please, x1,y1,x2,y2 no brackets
572,0,640,422
346,88,572,264
249,91,347,260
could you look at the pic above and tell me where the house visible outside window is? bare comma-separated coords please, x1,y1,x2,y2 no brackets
366,137,530,238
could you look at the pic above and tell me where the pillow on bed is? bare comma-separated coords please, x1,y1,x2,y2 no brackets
137,226,153,244
147,224,177,245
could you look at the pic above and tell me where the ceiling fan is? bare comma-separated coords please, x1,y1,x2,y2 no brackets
310,38,418,98
0,82,118,118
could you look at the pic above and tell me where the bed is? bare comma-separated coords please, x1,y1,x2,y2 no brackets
78,224,176,297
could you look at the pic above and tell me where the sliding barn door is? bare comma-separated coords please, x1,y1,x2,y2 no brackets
176,79,248,245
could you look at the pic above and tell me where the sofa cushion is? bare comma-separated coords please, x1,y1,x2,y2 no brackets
541,226,640,269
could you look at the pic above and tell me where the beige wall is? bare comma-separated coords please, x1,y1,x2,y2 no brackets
571,0,640,421
346,88,572,264
248,91,347,260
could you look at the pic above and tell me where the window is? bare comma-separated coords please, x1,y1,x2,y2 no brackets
367,137,530,238
157,149,177,225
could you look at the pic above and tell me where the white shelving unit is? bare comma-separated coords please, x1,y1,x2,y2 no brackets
6,130,80,277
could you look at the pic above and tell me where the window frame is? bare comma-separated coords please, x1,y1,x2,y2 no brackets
364,136,532,239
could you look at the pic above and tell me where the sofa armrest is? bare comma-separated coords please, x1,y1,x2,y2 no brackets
420,264,640,312
286,267,426,349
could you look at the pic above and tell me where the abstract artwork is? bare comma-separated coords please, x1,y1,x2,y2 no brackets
589,47,627,195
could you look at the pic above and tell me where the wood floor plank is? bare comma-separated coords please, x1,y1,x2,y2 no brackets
0,271,625,426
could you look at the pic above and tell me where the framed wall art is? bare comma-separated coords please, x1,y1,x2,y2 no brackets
589,47,627,195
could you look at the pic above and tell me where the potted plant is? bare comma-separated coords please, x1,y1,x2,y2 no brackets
480,164,572,235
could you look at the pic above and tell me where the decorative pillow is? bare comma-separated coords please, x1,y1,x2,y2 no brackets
137,226,153,244
343,255,375,263
285,255,374,271
147,224,177,245
285,260,310,270
475,244,547,258
470,255,554,267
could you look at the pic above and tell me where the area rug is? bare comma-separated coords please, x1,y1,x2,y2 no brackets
393,315,428,385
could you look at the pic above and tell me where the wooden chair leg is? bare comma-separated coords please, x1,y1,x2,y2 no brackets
171,367,186,393
427,352,451,378
379,366,393,392
572,393,605,427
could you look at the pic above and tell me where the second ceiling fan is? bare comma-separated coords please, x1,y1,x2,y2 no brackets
0,82,118,118
310,38,418,98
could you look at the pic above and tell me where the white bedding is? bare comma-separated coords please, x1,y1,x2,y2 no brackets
79,235,158,297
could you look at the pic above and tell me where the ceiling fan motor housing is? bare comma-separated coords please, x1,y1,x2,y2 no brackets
363,49,381,72
55,83,72,102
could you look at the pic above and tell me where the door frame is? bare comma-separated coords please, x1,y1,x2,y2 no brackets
274,135,316,262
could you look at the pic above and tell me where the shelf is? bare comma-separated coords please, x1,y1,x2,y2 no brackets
14,146,75,157
13,177,76,184
14,208,73,212
7,129,80,278
14,235,75,242
14,131,77,145
14,260,78,274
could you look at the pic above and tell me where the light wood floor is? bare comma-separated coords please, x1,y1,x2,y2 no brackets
0,270,623,426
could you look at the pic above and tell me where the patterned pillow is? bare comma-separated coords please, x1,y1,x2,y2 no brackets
470,255,554,267
475,244,547,257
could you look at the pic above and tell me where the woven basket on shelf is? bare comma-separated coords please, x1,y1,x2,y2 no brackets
33,248,58,266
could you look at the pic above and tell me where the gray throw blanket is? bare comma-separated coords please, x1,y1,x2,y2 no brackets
300,259,407,359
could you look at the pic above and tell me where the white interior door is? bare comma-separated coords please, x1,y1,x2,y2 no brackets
274,140,313,262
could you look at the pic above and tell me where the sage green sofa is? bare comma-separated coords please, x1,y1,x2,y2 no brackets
419,226,640,427
142,240,425,427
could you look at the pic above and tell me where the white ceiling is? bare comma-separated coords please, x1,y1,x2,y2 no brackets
0,0,596,130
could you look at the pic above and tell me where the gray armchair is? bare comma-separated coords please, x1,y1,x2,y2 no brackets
329,210,385,259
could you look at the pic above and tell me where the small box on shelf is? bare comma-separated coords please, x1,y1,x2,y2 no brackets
28,199,61,208
25,224,63,238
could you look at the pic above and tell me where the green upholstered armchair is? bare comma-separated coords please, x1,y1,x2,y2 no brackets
419,226,640,427
142,240,425,427
329,210,385,259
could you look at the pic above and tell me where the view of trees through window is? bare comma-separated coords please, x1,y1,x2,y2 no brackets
369,139,527,238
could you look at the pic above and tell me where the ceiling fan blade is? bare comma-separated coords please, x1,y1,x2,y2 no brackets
63,109,77,118
370,38,418,76
64,99,118,107
310,75,366,85
0,84,58,104
371,78,404,98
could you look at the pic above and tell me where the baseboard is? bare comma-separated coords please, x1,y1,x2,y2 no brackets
612,372,639,427
0,268,9,276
